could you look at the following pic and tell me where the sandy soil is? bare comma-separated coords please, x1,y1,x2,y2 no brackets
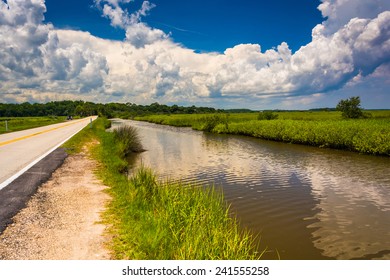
0,147,111,260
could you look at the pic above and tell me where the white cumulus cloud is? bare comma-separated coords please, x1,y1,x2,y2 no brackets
318,0,390,35
95,0,167,48
0,0,108,103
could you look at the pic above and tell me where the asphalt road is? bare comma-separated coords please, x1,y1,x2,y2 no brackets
0,116,97,189
0,116,97,232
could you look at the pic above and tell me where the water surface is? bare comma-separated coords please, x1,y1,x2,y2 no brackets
113,119,390,259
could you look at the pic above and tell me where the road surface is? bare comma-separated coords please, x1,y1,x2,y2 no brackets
0,116,97,190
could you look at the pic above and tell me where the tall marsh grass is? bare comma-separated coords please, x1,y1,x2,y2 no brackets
110,167,259,260
213,119,390,156
135,112,390,156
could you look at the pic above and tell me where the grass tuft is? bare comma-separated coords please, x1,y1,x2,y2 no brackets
113,125,145,157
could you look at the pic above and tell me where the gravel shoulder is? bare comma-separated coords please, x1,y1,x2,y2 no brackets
0,147,111,260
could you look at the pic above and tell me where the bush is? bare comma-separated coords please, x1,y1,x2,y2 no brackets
199,114,229,132
336,96,364,119
103,118,112,129
257,111,278,120
113,125,145,156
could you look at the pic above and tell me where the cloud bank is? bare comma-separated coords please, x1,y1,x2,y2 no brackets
0,0,389,108
0,0,108,103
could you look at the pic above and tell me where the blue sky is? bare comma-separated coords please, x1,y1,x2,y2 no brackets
44,0,323,53
1,0,389,109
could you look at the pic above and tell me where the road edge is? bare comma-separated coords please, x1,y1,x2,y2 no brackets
0,148,68,233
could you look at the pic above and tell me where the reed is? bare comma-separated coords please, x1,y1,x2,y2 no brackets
109,166,260,260
213,119,390,156
113,125,145,157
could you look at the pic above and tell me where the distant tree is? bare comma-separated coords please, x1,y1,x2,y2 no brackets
74,104,85,117
336,96,364,119
170,104,179,113
258,110,278,120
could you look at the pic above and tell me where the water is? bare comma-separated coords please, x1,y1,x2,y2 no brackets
112,119,390,260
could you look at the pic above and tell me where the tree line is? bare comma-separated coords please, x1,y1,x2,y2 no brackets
0,100,222,118
0,96,367,119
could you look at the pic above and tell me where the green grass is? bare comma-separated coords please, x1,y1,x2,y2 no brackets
0,116,68,134
107,167,259,259
135,111,390,156
79,118,260,259
213,119,390,156
136,110,390,123
61,117,110,154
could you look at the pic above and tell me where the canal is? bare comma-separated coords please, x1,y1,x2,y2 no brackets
112,119,390,260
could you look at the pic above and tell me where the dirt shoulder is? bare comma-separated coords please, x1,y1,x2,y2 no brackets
0,147,111,260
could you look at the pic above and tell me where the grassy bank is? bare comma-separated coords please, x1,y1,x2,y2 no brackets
107,167,259,259
135,111,390,156
0,116,68,134
67,118,259,259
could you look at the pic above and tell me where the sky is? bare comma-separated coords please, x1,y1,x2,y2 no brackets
0,0,389,109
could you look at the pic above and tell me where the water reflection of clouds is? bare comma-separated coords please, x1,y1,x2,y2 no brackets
308,154,390,207
306,155,390,259
139,127,204,180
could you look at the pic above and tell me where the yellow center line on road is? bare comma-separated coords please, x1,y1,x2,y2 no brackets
0,119,87,147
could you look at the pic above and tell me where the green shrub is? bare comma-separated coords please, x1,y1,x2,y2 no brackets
257,111,278,120
113,125,145,156
198,114,229,132
103,118,112,129
336,96,364,119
